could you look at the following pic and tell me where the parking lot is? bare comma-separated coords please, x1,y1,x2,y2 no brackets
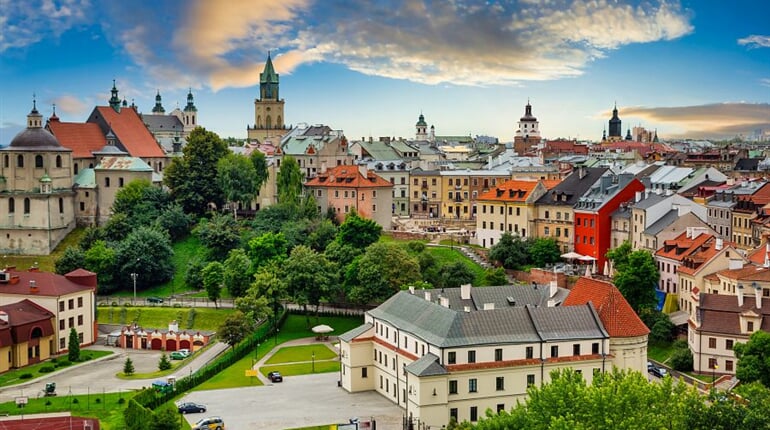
180,372,404,430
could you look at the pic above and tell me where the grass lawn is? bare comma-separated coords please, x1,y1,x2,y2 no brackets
424,246,488,285
96,306,233,331
194,352,265,391
0,350,113,388
264,344,337,365
278,314,364,344
261,361,340,376
2,227,87,273
648,341,677,364
0,390,134,430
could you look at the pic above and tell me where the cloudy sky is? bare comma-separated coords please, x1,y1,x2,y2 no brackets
1,0,769,145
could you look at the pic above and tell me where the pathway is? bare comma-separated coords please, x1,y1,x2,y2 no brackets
250,337,339,384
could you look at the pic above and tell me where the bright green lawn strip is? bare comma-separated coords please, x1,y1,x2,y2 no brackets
424,246,487,286
264,345,337,365
286,426,330,430
0,391,135,430
277,315,364,344
145,235,204,297
261,361,340,377
96,306,233,331
647,341,676,364
0,350,112,388
193,352,264,391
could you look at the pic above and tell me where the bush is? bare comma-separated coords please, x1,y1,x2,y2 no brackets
111,301,119,307
38,366,55,373
186,308,197,329
118,397,126,404
19,373,33,380
651,319,676,343
670,347,694,371
158,354,172,371
673,339,689,350
56,360,72,368
45,400,52,406
72,398,79,404
95,398,101,404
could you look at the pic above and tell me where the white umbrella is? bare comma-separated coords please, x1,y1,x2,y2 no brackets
312,324,334,334
578,255,597,262
585,265,592,278
561,252,584,260
603,261,609,276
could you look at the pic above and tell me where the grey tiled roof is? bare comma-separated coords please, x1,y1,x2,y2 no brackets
535,167,608,206
527,304,608,341
644,209,679,236
633,193,667,210
338,323,373,342
405,353,447,377
142,115,184,132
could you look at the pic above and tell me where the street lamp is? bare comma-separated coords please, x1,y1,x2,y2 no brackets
130,272,138,303
312,352,315,373
275,328,279,345
712,358,718,387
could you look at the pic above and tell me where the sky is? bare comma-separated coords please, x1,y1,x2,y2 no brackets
1,0,769,146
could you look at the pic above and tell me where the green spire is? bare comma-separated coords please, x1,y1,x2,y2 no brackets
152,90,165,113
184,88,197,112
109,80,121,112
259,52,280,100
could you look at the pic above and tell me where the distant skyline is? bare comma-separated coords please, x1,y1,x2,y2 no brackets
1,0,769,145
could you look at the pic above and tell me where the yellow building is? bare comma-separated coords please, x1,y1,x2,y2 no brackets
0,299,56,371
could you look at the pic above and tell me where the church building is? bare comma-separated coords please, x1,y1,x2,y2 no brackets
247,53,289,143
513,101,540,155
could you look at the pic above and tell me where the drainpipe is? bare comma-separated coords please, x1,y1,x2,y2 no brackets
540,342,545,387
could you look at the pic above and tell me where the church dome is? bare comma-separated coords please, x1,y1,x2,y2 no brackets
9,127,61,149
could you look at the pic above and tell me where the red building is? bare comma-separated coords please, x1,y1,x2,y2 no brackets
573,173,645,267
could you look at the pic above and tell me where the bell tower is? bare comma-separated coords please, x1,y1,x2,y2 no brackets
248,52,287,143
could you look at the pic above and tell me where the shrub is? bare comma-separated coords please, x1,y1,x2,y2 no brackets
670,347,694,371
186,308,197,329
19,373,33,380
45,400,52,406
124,357,135,376
118,397,126,404
38,366,55,373
95,398,101,404
158,354,172,371
651,319,676,343
57,359,72,367
111,301,119,307
72,398,79,404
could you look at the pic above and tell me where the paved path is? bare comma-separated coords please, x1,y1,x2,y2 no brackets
250,336,340,384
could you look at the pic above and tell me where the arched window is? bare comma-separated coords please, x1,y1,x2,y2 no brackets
17,155,24,168
192,116,195,125
277,115,282,127
59,198,64,214
266,115,272,129
30,327,43,338
3,155,8,168
8,198,14,214
35,155,43,168
24,198,30,214
74,163,79,175
257,115,262,128
56,155,62,168
105,177,110,187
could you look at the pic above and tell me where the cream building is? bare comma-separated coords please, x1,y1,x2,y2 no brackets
247,53,289,143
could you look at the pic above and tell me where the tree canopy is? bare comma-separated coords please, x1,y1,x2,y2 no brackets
218,311,252,350
349,242,421,304
217,152,259,219
735,330,770,387
612,249,659,313
335,210,382,249
276,155,303,206
282,245,337,316
488,233,528,269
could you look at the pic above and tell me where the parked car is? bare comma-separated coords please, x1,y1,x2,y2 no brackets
647,361,654,372
177,402,206,414
650,365,668,378
147,296,164,304
171,349,191,360
191,416,224,430
267,371,283,382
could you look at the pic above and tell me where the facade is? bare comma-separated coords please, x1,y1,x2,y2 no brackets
440,170,513,222
513,102,540,155
349,139,414,216
0,102,77,255
116,320,212,352
475,179,554,248
247,53,289,143
340,280,646,428
281,124,354,179
409,169,443,218
0,299,56,372
92,156,156,225
304,164,394,229
0,268,97,353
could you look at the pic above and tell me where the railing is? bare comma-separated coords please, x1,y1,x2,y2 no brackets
96,296,235,308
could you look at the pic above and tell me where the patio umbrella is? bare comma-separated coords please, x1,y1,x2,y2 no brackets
578,255,597,262
585,265,592,278
603,261,609,276
312,324,334,334
560,252,583,260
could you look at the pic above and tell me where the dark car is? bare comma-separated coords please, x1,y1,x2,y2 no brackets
178,402,206,414
267,371,283,382
147,296,164,304
650,365,668,378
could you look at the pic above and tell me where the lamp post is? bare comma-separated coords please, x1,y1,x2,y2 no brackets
275,328,279,345
713,359,718,387
130,272,138,304
312,352,315,373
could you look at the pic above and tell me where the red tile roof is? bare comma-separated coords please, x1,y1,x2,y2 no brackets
305,165,393,188
46,119,104,158
477,180,541,202
747,242,770,266
92,106,165,157
0,268,95,297
563,277,650,338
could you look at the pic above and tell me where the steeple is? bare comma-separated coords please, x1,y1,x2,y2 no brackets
415,113,428,140
184,88,197,112
27,95,43,129
152,90,165,114
653,129,659,143
259,51,280,100
109,80,121,112
608,102,621,139
625,128,632,141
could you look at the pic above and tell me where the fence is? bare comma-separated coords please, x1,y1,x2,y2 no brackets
96,296,235,309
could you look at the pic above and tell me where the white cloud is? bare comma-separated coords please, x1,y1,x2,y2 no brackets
622,103,770,139
738,35,770,49
0,0,90,52
51,95,88,116
761,78,770,87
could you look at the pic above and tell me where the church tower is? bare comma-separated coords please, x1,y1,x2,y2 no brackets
152,90,165,114
513,100,540,155
415,113,428,140
248,52,287,143
182,88,197,133
109,80,121,112
608,103,622,142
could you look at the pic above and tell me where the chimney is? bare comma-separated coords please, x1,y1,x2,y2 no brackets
549,280,558,298
738,284,744,307
29,279,38,293
463,306,471,313
635,191,642,203
0,311,7,324
358,163,368,177
424,291,431,302
755,284,762,309
460,283,472,300
409,286,415,294
439,296,450,308
483,303,495,310
547,299,556,307
715,238,723,250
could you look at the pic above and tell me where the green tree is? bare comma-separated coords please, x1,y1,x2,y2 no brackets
247,231,288,269
223,248,252,298
154,203,192,241
612,250,659,313
670,346,694,371
218,310,252,350
123,357,135,375
250,150,269,192
606,240,633,269
163,127,229,215
251,203,299,235
350,242,421,304
307,219,338,252
194,212,241,260
488,232,528,269
483,267,509,286
650,318,676,343
282,245,337,319
184,258,206,290
217,152,259,220
115,226,175,289
112,179,170,230
150,407,181,430
84,240,116,289
527,237,561,267
158,353,172,371
735,330,770,387
78,226,105,251
335,210,382,249
439,261,476,289
243,262,285,326
276,155,303,206
202,261,224,308
55,246,85,275
67,327,80,362
103,212,135,242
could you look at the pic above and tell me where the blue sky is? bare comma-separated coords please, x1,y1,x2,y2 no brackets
1,0,769,146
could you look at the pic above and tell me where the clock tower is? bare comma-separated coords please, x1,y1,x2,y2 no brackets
248,52,288,143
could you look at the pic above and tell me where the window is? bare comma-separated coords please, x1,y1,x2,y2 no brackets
77,315,83,326
59,198,64,213
726,360,734,372
59,319,65,330
35,154,44,168
573,344,581,356
449,380,458,394
78,332,83,343
68,317,74,328
468,350,476,363
708,358,717,369
119,177,124,187
470,407,478,422
56,155,62,168
527,374,535,387
362,368,368,378
448,351,456,364
496,376,505,391
526,346,533,359
748,321,755,332
78,297,83,308
709,337,717,348
468,378,477,393
592,342,599,354
544,227,550,236
24,198,30,214
497,404,505,413
59,301,64,312
450,408,458,422
551,345,559,358
545,210,550,219
726,339,734,350
17,155,24,168
8,198,14,214
60,338,66,349
495,348,503,361
105,177,110,187
68,299,74,310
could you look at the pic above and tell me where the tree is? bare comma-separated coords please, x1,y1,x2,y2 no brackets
158,353,172,371
194,212,241,260
114,226,175,289
223,248,252,298
670,346,694,371
84,240,116,290
202,261,224,308
123,357,135,375
112,179,170,230
150,407,181,430
527,237,561,268
250,150,269,192
154,203,192,241
55,246,85,275
735,330,770,387
606,240,633,269
483,267,509,286
242,262,285,326
217,153,259,220
67,328,80,362
282,245,337,319
247,231,288,269
439,261,476,289
276,155,303,206
488,232,528,269
163,127,229,215
350,242,421,304
218,311,252,350
650,318,675,343
307,219,338,252
335,210,382,249
612,250,659,313
184,258,206,291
